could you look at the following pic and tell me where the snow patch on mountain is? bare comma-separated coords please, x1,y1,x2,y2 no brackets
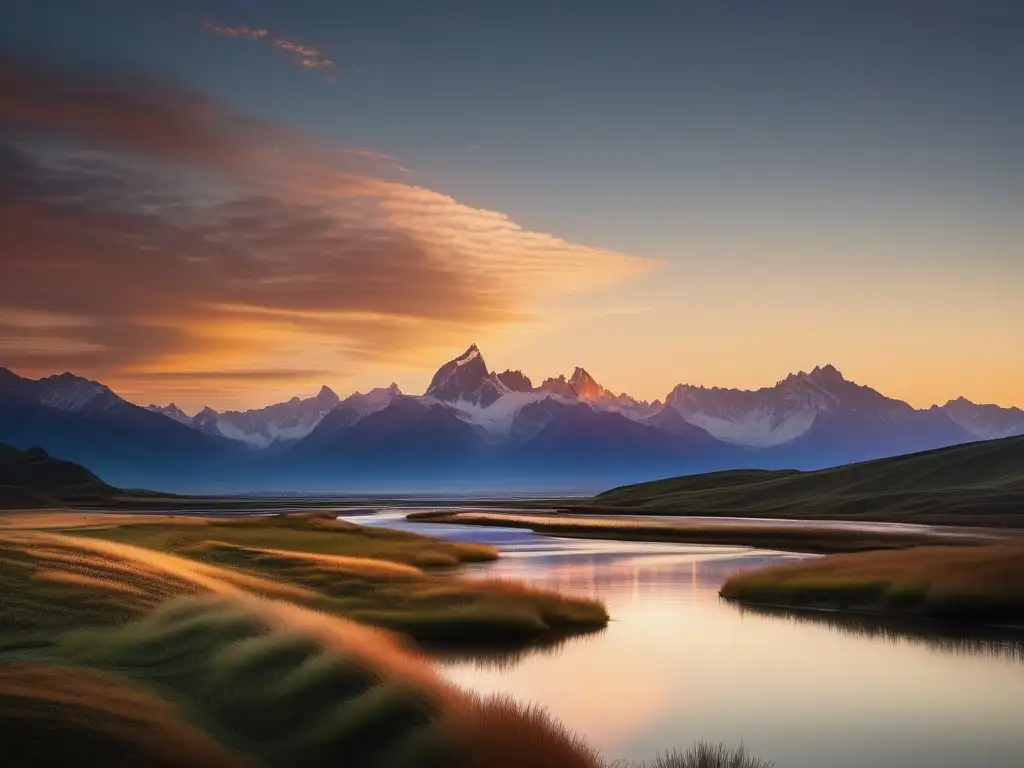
35,373,113,412
939,397,1024,440
340,383,403,416
442,391,554,437
147,403,192,425
665,365,902,447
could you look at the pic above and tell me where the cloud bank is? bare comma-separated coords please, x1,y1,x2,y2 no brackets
0,55,651,407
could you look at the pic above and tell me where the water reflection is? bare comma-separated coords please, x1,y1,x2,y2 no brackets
352,510,1024,768
732,604,1024,664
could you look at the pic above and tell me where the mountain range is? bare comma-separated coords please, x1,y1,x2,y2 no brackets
1,345,1021,493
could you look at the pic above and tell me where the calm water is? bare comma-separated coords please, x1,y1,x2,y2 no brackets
346,510,1024,768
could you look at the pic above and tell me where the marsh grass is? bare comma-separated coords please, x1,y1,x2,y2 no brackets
58,596,457,768
614,742,775,768
0,514,608,646
53,595,616,768
0,661,250,768
0,592,767,768
720,542,1024,622
71,512,500,567
449,694,603,768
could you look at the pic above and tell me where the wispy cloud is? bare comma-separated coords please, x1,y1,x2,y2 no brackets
0,55,653,407
202,23,269,41
201,21,335,73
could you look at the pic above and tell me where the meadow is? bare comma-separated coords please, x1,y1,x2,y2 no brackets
0,509,770,767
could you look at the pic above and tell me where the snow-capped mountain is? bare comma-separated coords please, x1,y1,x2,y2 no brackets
339,383,403,416
147,403,192,425
185,385,342,449
938,397,1024,440
0,368,242,490
33,372,120,413
665,364,966,451
424,344,511,407
496,370,533,393
538,367,656,419
4,352,1021,492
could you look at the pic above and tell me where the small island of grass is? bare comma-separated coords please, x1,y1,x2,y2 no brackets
720,541,1024,623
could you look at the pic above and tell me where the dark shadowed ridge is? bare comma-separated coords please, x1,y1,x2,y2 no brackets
591,435,1024,526
0,443,119,507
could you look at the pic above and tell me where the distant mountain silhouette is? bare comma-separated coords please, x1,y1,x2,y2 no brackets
0,369,243,490
2,349,1022,493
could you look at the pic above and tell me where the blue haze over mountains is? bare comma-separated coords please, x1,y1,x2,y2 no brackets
1,346,1022,493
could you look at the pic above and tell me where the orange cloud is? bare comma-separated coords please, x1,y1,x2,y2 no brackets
202,20,335,73
0,55,652,407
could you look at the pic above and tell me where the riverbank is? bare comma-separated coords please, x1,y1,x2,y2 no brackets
720,541,1024,623
405,510,996,554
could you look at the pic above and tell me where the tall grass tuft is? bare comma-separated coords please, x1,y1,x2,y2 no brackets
615,742,775,768
447,694,603,768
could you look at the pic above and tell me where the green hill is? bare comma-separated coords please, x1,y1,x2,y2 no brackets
0,444,117,507
589,436,1024,526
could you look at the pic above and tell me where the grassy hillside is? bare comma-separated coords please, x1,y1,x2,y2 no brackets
588,436,1024,526
0,443,117,507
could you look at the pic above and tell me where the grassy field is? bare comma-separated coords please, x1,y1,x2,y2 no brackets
406,510,992,554
720,542,1024,623
584,435,1024,526
0,512,608,647
0,591,768,768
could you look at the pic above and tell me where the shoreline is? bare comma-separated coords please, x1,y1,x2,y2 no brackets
404,509,999,555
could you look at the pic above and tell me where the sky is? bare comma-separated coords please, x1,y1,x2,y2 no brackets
0,0,1021,412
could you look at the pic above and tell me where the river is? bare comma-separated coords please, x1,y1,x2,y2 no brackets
344,509,1024,768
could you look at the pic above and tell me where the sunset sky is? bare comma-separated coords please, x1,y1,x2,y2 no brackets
1,0,1021,412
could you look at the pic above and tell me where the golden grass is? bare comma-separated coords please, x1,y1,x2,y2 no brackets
232,595,463,707
721,542,1024,621
54,595,610,768
0,661,251,768
0,510,214,530
198,540,426,579
0,515,608,646
448,694,602,768
33,568,150,597
0,592,768,768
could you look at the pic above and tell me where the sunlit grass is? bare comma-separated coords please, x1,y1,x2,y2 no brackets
54,595,612,768
0,513,608,647
721,542,1024,621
